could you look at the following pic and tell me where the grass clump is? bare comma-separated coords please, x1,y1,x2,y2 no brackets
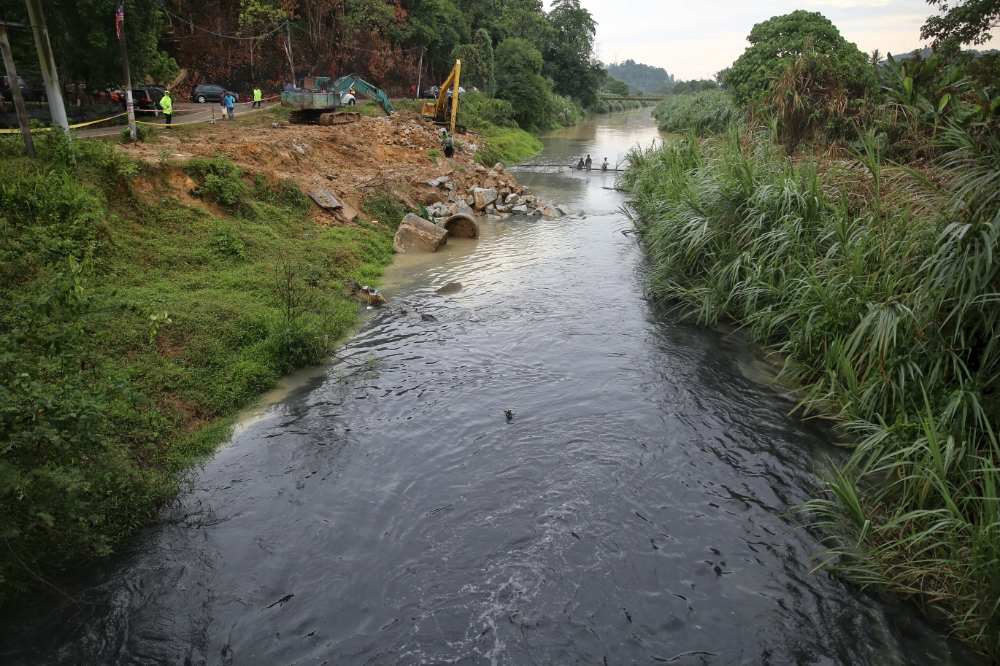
621,125,1000,658
652,90,741,135
0,134,398,602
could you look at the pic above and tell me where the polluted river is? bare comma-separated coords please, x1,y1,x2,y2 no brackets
1,109,984,665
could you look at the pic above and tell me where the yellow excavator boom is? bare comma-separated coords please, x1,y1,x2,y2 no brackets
421,60,461,134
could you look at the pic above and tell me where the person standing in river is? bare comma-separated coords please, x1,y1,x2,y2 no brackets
601,158,609,172
585,155,593,170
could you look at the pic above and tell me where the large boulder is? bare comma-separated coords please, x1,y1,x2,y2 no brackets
443,212,479,238
393,213,449,253
472,187,498,211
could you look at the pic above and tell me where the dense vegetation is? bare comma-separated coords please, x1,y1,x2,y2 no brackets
605,59,675,95
2,0,605,134
0,127,402,601
622,7,1000,660
652,89,738,135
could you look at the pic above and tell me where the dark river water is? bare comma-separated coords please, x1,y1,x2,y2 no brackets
1,110,984,665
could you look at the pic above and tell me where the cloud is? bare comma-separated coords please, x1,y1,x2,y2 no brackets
548,0,933,79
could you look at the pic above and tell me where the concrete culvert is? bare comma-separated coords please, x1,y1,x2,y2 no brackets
443,213,479,238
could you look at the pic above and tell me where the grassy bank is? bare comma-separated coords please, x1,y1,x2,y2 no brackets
652,90,741,135
0,131,403,600
394,94,543,166
621,127,1000,658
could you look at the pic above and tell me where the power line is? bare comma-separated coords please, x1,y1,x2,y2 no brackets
162,10,284,41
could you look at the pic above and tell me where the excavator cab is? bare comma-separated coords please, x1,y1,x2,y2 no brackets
422,60,465,134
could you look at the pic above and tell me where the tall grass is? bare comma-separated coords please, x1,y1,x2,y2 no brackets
652,90,742,135
620,125,1000,658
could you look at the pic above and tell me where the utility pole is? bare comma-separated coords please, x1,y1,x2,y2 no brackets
24,0,68,133
0,14,34,156
116,2,136,141
416,46,424,99
285,19,295,86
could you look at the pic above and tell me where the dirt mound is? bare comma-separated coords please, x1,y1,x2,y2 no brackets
121,111,520,225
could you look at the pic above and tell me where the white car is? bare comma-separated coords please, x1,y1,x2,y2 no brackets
341,93,356,106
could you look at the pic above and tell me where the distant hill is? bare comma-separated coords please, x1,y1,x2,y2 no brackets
606,60,675,95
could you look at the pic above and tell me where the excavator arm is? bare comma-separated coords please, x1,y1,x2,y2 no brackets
332,75,394,115
422,60,462,135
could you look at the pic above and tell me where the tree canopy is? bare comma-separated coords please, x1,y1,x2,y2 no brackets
605,59,675,95
922,0,1000,46
724,10,875,106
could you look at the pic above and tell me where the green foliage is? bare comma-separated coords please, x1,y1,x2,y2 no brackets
495,38,552,130
0,143,398,602
670,79,719,95
361,194,411,228
545,93,583,128
602,78,631,96
427,149,443,162
542,0,602,108
120,123,152,144
922,0,1000,47
1,0,177,90
652,90,740,135
725,10,876,107
606,59,675,95
621,126,1000,659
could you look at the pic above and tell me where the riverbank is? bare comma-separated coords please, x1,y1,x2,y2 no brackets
0,106,522,601
620,127,1000,659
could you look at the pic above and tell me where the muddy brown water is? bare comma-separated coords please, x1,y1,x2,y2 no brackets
0,110,985,665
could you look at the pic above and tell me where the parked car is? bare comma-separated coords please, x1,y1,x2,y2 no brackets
1,75,26,101
422,85,440,99
445,86,466,99
192,84,238,104
124,87,162,115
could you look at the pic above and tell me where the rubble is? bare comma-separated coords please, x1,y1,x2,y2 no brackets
123,110,574,230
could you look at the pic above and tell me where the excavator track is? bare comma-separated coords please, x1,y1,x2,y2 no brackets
319,112,361,126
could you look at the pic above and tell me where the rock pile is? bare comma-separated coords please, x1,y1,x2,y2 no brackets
418,162,572,222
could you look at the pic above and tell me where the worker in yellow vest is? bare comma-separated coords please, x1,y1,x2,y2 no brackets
252,87,262,108
159,90,173,125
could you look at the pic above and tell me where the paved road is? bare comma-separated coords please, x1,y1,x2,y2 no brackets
77,101,279,138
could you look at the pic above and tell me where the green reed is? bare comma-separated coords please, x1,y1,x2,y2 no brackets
620,125,1000,658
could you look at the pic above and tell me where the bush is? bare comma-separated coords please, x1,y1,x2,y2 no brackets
120,123,151,144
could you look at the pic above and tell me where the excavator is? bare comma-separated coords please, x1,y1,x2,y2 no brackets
421,60,464,134
281,74,394,125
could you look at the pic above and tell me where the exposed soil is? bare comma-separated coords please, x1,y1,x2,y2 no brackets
120,110,522,224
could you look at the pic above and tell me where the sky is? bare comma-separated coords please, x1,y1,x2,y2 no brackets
552,0,936,80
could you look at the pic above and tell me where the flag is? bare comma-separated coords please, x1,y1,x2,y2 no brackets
116,2,124,40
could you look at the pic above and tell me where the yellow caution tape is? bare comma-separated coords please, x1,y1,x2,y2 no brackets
0,111,128,134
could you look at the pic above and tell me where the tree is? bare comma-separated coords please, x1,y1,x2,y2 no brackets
541,0,600,106
2,0,177,91
922,0,1000,46
494,37,550,128
724,10,875,106
239,0,287,84
603,77,630,96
